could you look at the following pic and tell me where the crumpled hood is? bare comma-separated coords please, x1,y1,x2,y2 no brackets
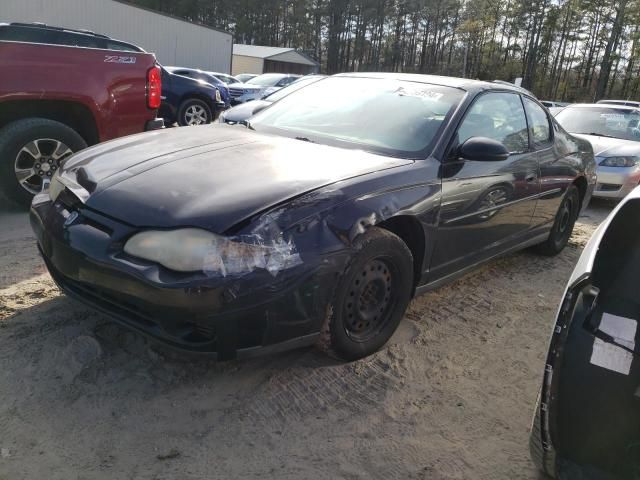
572,134,640,158
61,126,412,232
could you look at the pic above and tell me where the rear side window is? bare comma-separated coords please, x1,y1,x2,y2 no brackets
56,31,102,49
0,26,53,44
0,25,140,52
105,40,140,52
523,97,552,145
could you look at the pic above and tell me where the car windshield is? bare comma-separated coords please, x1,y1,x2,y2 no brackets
556,106,640,142
246,75,287,87
265,76,325,102
249,76,464,158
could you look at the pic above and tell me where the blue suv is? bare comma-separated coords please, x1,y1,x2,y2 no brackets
160,67,227,126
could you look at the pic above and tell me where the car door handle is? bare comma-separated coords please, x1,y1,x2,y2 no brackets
525,174,537,183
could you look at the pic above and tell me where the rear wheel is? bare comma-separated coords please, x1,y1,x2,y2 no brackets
318,228,413,361
177,99,212,126
534,185,580,256
0,118,86,207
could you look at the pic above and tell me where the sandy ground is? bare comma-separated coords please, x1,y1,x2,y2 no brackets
0,201,613,480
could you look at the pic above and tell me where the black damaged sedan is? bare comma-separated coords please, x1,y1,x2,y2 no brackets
31,73,596,361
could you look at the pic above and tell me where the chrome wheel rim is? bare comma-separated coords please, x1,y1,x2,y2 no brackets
184,105,208,125
14,139,73,194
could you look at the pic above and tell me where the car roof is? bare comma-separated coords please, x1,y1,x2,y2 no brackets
562,103,640,112
335,72,532,95
597,99,640,106
3,22,109,38
0,22,144,52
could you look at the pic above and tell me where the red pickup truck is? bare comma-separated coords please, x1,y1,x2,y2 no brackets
0,22,163,206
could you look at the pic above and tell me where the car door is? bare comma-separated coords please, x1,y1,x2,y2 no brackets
429,91,540,279
523,97,572,228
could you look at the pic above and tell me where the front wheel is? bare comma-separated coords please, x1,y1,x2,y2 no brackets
0,118,87,207
177,99,212,126
318,227,414,361
534,185,580,256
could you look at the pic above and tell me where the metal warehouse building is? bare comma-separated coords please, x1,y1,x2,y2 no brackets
3,0,233,72
232,44,320,76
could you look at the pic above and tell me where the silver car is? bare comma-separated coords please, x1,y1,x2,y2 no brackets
555,103,640,199
226,74,301,105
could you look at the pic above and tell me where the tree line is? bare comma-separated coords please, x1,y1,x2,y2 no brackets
130,0,640,102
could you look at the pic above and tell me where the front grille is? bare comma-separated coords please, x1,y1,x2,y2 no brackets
43,255,219,350
229,88,245,97
597,183,622,192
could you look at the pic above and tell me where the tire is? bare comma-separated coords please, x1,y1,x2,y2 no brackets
534,185,580,256
318,227,414,361
177,99,212,126
0,118,87,208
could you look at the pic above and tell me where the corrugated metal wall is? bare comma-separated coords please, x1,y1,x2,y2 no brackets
3,0,233,72
231,55,263,76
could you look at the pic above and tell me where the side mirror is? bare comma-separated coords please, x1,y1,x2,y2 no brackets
459,137,510,162
252,103,269,115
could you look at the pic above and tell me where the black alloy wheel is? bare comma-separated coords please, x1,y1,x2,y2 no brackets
0,118,87,207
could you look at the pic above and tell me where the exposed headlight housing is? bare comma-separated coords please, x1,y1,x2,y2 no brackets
48,171,66,202
123,228,301,276
599,156,639,167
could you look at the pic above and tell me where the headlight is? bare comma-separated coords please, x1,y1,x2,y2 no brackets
123,228,301,276
599,156,639,167
215,89,222,102
48,172,65,202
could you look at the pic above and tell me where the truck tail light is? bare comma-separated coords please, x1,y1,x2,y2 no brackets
147,66,161,109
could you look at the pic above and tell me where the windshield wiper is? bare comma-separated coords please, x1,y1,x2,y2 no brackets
295,136,315,143
577,132,619,139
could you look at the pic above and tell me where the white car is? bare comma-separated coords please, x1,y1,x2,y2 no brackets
226,74,301,105
555,103,640,199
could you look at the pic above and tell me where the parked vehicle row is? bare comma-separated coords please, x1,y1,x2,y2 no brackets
160,67,226,126
227,73,301,104
0,21,298,205
219,75,326,124
0,22,163,207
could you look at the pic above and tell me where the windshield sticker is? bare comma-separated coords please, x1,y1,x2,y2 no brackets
396,86,444,101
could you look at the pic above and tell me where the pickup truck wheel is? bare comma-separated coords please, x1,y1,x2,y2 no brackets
0,118,87,207
177,99,212,126
318,227,413,361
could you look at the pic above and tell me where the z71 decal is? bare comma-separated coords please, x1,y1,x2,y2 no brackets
104,55,137,64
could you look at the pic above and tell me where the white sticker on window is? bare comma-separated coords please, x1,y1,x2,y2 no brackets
590,313,637,375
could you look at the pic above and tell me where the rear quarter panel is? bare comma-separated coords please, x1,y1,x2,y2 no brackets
0,41,158,141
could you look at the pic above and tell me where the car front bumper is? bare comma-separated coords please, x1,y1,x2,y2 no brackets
30,196,339,360
230,92,262,105
593,165,640,199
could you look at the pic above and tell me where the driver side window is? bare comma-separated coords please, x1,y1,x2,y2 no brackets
457,92,529,153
